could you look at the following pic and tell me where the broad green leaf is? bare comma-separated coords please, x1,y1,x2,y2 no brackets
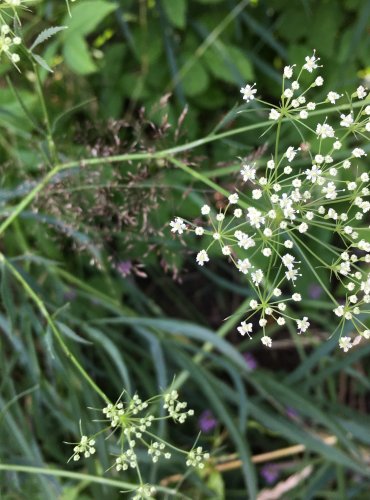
64,1,116,36
162,0,187,28
206,470,225,499
308,1,343,58
203,45,253,84
181,59,209,96
63,35,97,75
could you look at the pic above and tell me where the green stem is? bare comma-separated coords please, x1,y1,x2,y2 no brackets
0,464,182,497
32,61,58,165
0,164,62,236
0,255,108,403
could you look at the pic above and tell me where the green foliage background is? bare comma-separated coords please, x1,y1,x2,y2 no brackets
0,0,370,499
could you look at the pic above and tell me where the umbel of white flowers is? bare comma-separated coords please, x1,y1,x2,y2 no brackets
67,389,210,499
170,51,370,352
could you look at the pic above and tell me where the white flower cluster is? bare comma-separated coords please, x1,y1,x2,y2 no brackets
69,435,96,462
163,389,195,423
186,446,210,469
0,24,21,65
147,441,171,462
103,400,125,427
170,52,370,351
68,389,208,485
115,446,138,471
132,484,156,500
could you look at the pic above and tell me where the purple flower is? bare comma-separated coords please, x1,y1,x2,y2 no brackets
260,463,280,484
116,260,133,277
63,288,76,301
198,410,217,433
286,406,299,419
309,284,322,299
243,352,258,371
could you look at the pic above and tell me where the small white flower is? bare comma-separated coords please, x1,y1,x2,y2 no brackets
298,222,308,233
283,65,294,79
292,81,300,90
343,160,351,169
314,76,324,86
237,258,252,274
303,51,320,73
305,164,322,183
282,253,295,269
196,250,209,266
237,321,253,337
299,110,308,119
269,108,281,120
240,83,257,102
250,299,259,309
234,208,242,218
285,146,299,162
251,269,264,286
170,217,187,234
292,293,302,301
352,148,366,158
252,189,262,200
356,85,367,99
327,91,340,104
340,113,353,128
316,122,335,138
201,205,210,215
297,316,310,333
240,163,256,182
322,181,337,200
195,226,204,236
247,207,265,228
222,245,231,255
228,193,239,204
339,336,353,352
261,335,272,347
216,213,225,222
334,305,344,317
